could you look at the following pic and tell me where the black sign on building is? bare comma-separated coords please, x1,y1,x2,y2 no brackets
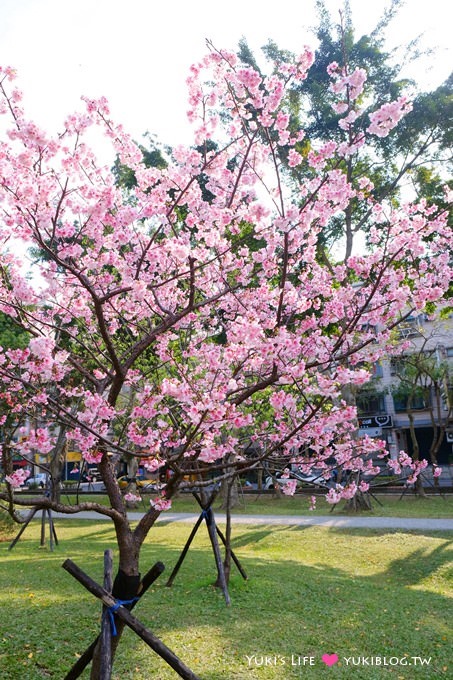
358,415,393,429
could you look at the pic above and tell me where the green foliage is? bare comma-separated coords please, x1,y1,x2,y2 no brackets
259,0,410,150
0,311,29,350
403,74,453,158
113,134,168,189
0,313,29,434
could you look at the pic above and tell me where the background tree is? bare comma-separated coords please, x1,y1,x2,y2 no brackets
390,323,453,493
238,0,452,258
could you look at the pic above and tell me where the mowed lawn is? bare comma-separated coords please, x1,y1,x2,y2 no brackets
34,488,453,518
0,518,451,679
166,491,453,518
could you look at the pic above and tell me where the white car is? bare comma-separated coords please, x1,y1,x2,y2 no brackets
25,473,48,488
264,473,302,490
264,471,329,490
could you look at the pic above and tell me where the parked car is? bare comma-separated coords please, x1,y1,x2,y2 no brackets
296,471,332,487
117,475,160,491
264,471,330,490
264,473,300,491
25,473,48,488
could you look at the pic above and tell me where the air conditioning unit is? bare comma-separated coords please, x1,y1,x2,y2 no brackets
446,432,453,443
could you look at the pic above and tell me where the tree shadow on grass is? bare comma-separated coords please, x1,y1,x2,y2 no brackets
228,524,311,549
5,520,117,553
380,540,453,587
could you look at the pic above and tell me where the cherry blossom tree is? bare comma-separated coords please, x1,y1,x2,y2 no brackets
0,43,451,670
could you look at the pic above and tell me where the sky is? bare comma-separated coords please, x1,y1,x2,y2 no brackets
0,0,452,156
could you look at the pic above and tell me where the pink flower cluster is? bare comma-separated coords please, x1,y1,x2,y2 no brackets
367,97,413,138
16,428,55,456
124,492,142,503
186,46,314,150
281,479,298,496
328,64,367,101
150,496,172,512
387,451,429,483
5,468,30,488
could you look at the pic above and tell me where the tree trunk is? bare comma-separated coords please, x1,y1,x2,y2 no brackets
345,490,372,512
49,430,68,504
90,524,142,678
407,409,426,497
344,473,372,512
256,466,263,491
220,473,239,511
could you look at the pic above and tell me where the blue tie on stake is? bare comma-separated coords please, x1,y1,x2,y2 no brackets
107,598,139,636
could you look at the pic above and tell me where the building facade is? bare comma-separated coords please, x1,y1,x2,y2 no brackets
357,314,453,466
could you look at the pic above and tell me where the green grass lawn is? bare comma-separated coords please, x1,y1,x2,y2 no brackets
170,491,453,519
0,519,451,679
27,489,453,518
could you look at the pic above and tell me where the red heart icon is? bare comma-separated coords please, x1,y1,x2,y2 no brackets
322,654,339,666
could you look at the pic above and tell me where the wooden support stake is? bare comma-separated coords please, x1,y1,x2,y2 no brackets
166,503,234,602
193,492,247,581
62,559,200,680
40,509,46,547
166,514,204,587
100,550,113,679
64,561,165,680
204,507,231,606
46,510,58,551
9,507,59,551
214,523,248,580
168,487,246,600
8,507,39,551
49,509,59,546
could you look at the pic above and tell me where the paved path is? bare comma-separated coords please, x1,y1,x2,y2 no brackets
53,511,453,531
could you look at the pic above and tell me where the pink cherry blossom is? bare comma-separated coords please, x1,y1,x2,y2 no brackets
84,450,103,464
124,492,142,503
5,468,30,488
150,496,172,512
367,97,413,138
281,479,298,496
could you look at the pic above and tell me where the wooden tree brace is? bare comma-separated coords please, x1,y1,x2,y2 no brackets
64,559,166,680
166,489,247,604
100,550,113,679
62,558,200,680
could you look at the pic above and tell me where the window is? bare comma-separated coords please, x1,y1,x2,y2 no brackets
396,315,424,339
390,357,405,376
393,390,428,412
373,362,383,378
357,394,386,415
